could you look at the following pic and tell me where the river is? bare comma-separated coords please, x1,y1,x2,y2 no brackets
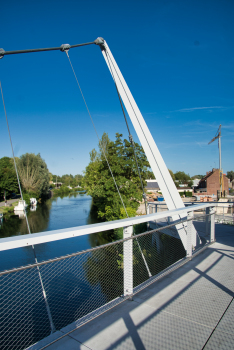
0,193,101,271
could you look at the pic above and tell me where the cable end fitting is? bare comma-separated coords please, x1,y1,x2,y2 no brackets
60,44,71,52
94,37,105,51
0,48,5,59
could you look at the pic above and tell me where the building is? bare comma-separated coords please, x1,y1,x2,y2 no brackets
192,178,200,188
145,179,160,192
195,168,229,196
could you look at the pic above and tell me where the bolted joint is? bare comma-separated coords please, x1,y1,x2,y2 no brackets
129,134,134,144
94,37,105,51
0,48,5,59
60,44,71,52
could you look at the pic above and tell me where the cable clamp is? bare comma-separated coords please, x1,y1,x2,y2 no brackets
129,134,133,143
60,44,71,52
94,37,105,51
0,48,5,59
94,37,105,45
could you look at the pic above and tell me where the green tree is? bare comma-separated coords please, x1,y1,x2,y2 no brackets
191,175,204,180
227,171,234,182
0,157,18,200
174,171,193,187
145,170,155,179
17,153,50,198
83,133,150,221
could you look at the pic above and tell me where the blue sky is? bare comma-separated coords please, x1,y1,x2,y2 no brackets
0,0,233,177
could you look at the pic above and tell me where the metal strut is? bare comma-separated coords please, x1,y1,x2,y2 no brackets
104,50,148,216
95,37,200,250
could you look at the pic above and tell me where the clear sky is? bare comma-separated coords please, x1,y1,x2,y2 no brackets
0,0,233,177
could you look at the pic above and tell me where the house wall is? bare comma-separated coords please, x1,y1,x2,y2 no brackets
206,170,229,195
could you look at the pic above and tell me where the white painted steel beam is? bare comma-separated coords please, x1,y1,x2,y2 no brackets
0,203,215,251
123,225,133,297
99,40,190,248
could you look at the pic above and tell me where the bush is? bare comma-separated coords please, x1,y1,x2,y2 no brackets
22,193,30,205
185,191,193,197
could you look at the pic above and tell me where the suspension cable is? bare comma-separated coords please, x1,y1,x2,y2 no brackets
64,50,129,218
104,49,148,215
64,51,152,277
0,81,56,333
102,50,152,276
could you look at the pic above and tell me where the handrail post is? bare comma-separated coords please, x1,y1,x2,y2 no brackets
210,206,215,242
123,225,133,299
206,206,215,242
205,206,210,237
187,211,193,257
147,203,150,229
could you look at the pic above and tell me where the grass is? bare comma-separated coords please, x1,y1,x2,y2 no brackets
0,201,19,215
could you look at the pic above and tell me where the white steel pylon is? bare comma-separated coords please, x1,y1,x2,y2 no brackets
95,38,198,250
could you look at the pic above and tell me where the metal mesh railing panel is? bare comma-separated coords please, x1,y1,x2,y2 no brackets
193,212,211,248
39,241,124,331
0,267,51,350
0,209,217,350
215,204,234,224
132,231,186,287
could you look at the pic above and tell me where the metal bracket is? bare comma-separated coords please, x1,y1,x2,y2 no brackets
60,44,71,52
94,37,105,51
0,48,5,59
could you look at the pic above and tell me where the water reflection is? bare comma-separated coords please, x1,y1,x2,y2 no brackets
0,194,96,239
19,202,51,235
0,194,101,271
0,214,21,238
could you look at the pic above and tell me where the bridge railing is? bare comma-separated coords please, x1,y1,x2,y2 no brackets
0,203,217,350
148,201,234,224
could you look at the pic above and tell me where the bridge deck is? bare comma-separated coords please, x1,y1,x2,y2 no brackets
32,223,234,350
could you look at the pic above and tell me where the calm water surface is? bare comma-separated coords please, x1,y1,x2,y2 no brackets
0,193,101,271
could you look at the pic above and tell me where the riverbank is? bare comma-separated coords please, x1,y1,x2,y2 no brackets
0,199,19,214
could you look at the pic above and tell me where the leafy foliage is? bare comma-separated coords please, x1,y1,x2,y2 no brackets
191,175,204,179
83,133,150,221
174,171,193,187
52,173,83,187
227,171,234,182
0,157,18,199
17,153,50,198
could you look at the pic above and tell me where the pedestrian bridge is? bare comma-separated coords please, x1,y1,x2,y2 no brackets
0,202,233,350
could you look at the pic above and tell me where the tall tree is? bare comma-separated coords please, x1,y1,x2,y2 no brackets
83,133,150,221
17,153,50,197
227,171,234,182
0,157,18,199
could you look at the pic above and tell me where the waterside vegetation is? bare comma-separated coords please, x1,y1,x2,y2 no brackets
82,132,151,222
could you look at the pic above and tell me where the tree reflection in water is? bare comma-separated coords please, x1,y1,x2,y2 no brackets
83,239,124,302
84,224,186,301
19,201,52,234
0,214,21,238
